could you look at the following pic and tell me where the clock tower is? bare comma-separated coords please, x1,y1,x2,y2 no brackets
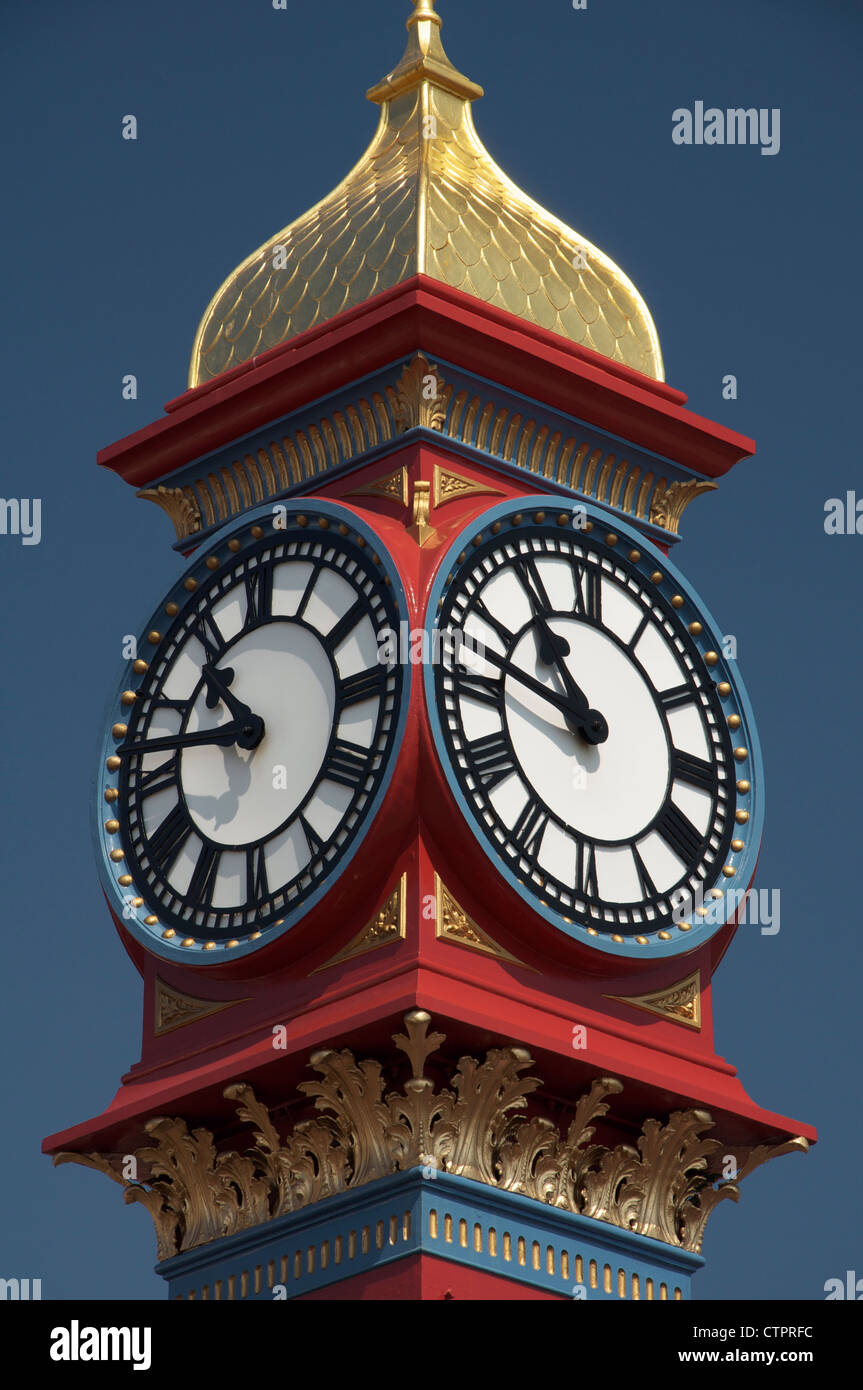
45,0,814,1301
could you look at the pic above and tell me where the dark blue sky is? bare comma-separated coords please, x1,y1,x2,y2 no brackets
2,0,860,1300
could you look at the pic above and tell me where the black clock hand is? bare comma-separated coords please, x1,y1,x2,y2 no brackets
455,642,608,744
512,562,607,743
117,714,265,756
201,662,251,721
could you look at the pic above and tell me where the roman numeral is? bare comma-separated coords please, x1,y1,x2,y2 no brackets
468,731,518,790
510,799,548,865
671,749,716,793
325,599,365,651
472,598,514,649
628,612,650,651
632,845,658,899
322,738,368,789
138,754,179,800
299,815,323,858
246,845,268,904
188,843,220,907
243,566,273,627
454,668,501,709
151,696,188,714
148,803,191,874
575,837,598,898
190,611,225,661
338,667,385,707
572,562,602,622
294,565,319,621
659,684,695,712
656,802,704,864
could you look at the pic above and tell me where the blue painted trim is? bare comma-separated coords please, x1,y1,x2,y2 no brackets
157,1170,701,1301
422,495,765,962
94,499,411,966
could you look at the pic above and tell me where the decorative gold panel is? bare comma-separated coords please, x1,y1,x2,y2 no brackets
189,1,662,386
432,465,503,508
605,970,702,1031
154,980,245,1037
55,1011,807,1262
347,465,409,506
312,875,407,972
434,873,532,969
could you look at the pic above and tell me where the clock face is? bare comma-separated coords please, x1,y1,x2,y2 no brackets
98,504,406,961
426,500,761,957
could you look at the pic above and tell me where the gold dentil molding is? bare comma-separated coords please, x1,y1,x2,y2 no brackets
54,1011,807,1263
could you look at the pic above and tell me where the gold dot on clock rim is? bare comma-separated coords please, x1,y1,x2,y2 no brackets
718,682,731,697
117,874,132,887
728,714,741,729
734,747,749,761
120,690,137,706
181,937,196,947
205,556,219,570
183,578,198,592
679,922,692,931
147,630,161,645
106,756,121,771
109,849,125,862
556,513,568,526
628,549,641,562
104,788,118,802
338,523,349,536
132,660,149,675
704,651,719,666
228,538,242,551
162,929,176,940
586,927,598,936
737,779,751,793
203,941,216,950
104,818,120,833
722,865,736,878
318,517,329,529
658,931,672,940
735,809,750,824
670,595,684,609
533,511,545,523
251,525,263,538
688,621,702,635
130,897,143,908
249,931,262,941
605,532,618,546
731,838,745,852
650,570,663,584
226,939,239,948
112,723,127,739
634,935,649,945
611,933,624,943
165,602,179,616
472,533,483,546
144,915,159,926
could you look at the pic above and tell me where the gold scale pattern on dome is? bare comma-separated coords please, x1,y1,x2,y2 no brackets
189,0,663,387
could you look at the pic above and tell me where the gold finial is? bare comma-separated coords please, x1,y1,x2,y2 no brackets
367,0,483,104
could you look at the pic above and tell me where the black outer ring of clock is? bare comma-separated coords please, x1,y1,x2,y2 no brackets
433,522,735,934
118,527,403,941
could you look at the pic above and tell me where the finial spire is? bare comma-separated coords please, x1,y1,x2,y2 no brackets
367,0,483,105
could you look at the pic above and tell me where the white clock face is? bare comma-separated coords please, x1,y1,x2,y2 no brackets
106,514,403,952
432,516,737,938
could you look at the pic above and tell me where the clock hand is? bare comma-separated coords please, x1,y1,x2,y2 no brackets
201,662,251,721
455,640,608,744
117,713,265,756
515,574,607,738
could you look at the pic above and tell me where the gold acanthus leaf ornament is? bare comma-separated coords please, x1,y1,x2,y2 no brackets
648,478,717,535
393,354,448,433
136,485,202,542
54,1011,808,1261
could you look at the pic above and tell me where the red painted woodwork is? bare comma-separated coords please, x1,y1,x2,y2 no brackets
97,277,754,489
295,1253,564,1301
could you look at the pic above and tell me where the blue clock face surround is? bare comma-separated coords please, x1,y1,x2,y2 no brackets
424,497,764,961
95,500,408,965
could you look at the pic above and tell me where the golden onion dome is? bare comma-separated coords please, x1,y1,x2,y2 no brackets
189,0,663,387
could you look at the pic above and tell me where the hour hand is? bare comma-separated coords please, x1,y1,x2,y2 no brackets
202,663,252,722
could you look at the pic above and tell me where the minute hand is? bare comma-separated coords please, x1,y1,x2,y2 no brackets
458,644,601,735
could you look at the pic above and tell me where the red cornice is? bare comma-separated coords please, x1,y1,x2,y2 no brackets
98,276,755,490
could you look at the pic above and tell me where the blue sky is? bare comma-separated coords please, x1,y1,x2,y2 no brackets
1,0,860,1300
